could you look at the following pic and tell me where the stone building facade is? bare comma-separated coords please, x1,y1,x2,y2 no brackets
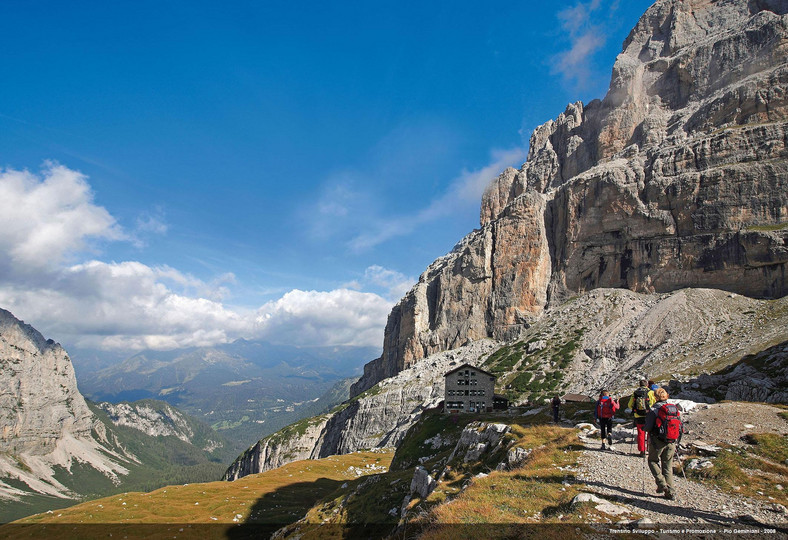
444,363,496,413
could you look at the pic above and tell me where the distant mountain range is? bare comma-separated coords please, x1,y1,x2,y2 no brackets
74,340,379,453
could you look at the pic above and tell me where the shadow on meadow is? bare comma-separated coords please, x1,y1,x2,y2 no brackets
226,477,348,539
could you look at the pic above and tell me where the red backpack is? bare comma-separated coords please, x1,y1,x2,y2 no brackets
654,403,683,442
597,398,615,419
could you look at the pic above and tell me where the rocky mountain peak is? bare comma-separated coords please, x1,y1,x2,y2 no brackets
0,308,61,358
355,0,788,397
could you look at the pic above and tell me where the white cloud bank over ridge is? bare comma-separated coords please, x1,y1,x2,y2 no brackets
0,164,393,351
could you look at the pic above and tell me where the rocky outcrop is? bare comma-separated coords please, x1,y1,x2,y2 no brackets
447,422,511,463
674,340,788,403
96,400,225,453
353,0,788,395
409,466,437,499
0,309,131,500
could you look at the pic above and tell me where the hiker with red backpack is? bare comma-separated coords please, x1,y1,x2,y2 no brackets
644,387,683,500
628,379,656,456
593,390,619,450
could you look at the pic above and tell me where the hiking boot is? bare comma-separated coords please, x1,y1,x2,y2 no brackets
640,451,646,457
664,491,675,500
601,443,606,450
656,486,664,494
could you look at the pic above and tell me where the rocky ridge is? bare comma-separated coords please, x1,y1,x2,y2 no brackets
352,0,788,397
97,401,195,443
96,400,225,453
484,287,788,402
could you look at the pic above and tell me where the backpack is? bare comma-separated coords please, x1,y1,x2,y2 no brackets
598,398,615,419
654,403,683,442
632,387,649,416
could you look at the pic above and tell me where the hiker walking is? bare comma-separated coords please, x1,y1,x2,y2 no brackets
644,387,683,500
551,395,561,423
594,390,619,450
628,379,656,456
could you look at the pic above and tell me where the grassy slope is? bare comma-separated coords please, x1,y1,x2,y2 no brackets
4,450,392,533
480,330,584,404
684,412,788,503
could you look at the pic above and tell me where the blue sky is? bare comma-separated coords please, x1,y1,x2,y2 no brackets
0,0,653,354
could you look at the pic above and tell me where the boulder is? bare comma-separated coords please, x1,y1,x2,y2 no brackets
409,466,437,499
690,442,722,455
571,493,631,516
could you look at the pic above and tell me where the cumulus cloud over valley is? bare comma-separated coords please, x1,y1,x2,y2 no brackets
0,164,393,352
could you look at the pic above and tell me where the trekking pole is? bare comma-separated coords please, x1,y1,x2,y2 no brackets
677,443,689,499
642,433,647,495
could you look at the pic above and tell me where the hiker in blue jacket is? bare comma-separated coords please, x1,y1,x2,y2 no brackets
593,390,619,450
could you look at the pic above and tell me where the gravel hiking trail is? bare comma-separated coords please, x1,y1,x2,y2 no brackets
573,402,788,531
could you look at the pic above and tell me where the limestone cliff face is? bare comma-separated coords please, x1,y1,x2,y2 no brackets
0,309,130,500
353,0,788,396
0,309,94,456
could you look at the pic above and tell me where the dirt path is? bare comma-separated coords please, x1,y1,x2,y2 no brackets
572,403,788,529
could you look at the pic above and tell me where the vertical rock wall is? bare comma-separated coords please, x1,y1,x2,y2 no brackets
352,0,788,396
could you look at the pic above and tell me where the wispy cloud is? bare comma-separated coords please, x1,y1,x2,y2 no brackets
551,0,613,90
347,147,525,251
135,207,168,235
344,265,415,301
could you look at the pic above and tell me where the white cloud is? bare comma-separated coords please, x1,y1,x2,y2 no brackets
0,164,124,270
0,260,252,350
254,289,392,348
348,146,525,251
0,163,391,352
344,265,415,301
552,0,611,89
0,258,391,351
362,266,414,300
